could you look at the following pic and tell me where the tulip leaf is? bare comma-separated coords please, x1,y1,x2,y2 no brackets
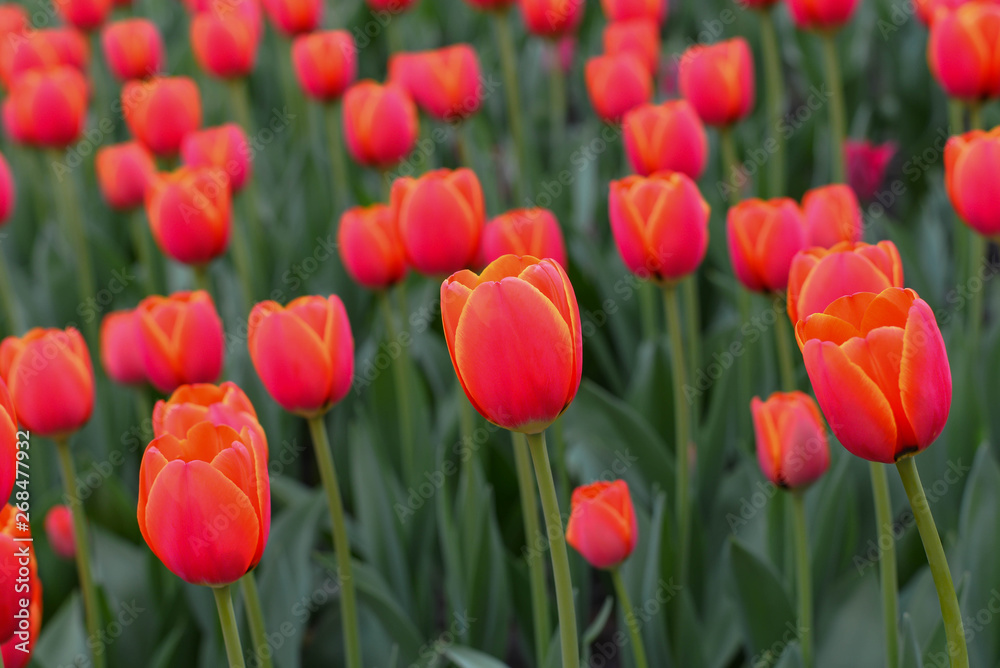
900,613,925,668
32,592,88,668
442,645,512,668
728,538,797,662
581,595,615,648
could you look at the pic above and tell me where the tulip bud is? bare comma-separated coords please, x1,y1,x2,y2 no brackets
788,0,860,30
122,76,203,156
584,53,652,123
751,392,830,489
679,38,755,127
801,184,863,249
366,0,418,10
392,168,485,275
100,309,146,385
0,380,16,506
622,101,707,179
138,422,270,586
95,141,157,210
600,0,664,21
930,4,1000,101
145,167,232,266
248,295,355,418
844,139,895,202
608,172,710,284
796,288,951,463
0,28,89,88
44,505,76,559
0,328,94,438
191,11,259,79
0,151,13,224
727,198,807,293
1,504,41,668
53,0,111,32
479,208,568,269
136,291,224,394
101,19,164,82
181,124,252,193
342,81,418,168
337,204,407,290
263,0,321,36
4,66,88,148
945,127,1000,236
291,30,356,102
519,0,584,37
603,19,660,76
153,382,267,456
565,480,638,569
441,255,582,433
388,45,484,121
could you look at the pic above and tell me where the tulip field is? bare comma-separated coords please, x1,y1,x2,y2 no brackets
2,0,1000,665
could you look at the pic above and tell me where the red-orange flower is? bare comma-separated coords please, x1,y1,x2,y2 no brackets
135,291,224,394
44,505,75,559
181,124,252,193
944,126,1000,236
191,11,259,79
622,100,707,179
479,208,568,269
0,28,89,88
145,167,231,266
342,81,418,168
0,381,15,505
751,392,830,489
788,0,860,30
519,0,584,37
565,480,638,569
389,45,483,121
122,76,203,156
602,19,660,75
262,0,321,35
845,139,895,202
3,66,88,147
802,184,863,248
153,382,266,455
53,0,111,31
679,38,755,127
337,204,407,290
727,198,807,293
291,30,356,102
1,505,41,668
100,309,146,386
0,151,13,224
584,53,652,122
600,0,664,21
928,3,1000,100
95,141,157,211
101,19,164,81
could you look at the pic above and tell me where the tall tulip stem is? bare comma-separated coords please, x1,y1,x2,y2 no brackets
0,244,22,335
719,127,741,208
611,568,650,668
193,265,212,294
494,11,528,202
791,492,812,668
240,573,272,668
870,462,900,668
324,102,352,213
307,415,363,668
212,584,247,668
130,209,158,296
662,285,691,587
525,430,580,668
968,234,986,357
895,457,968,668
775,307,797,391
379,291,415,481
549,41,567,164
758,8,786,198
820,33,846,184
50,152,97,343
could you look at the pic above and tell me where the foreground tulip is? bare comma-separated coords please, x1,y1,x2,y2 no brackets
845,140,895,202
191,11,259,79
136,291,224,394
122,76,203,156
585,53,652,122
101,18,164,81
145,167,231,266
603,19,660,76
291,30,356,102
263,0,321,35
392,168,485,275
95,142,157,211
788,0,860,29
342,81,418,168
566,480,638,569
44,505,76,559
751,392,829,489
0,5,26,38
0,381,14,505
944,127,1000,236
181,124,252,193
4,66,88,147
727,198,807,293
600,0,665,21
622,101,707,179
153,382,264,448
1,505,41,668
802,184,863,248
0,28,89,88
679,39,755,127
480,208,568,269
928,4,1000,101
389,45,484,121
519,0,584,36
100,310,146,385
337,204,407,290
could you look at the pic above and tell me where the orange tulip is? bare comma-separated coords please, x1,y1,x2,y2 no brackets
388,45,484,121
584,53,652,122
727,198,807,293
519,0,584,37
248,295,355,417
145,167,231,266
786,240,903,324
600,0,665,22
479,208,568,270
751,392,830,489
392,168,485,275
101,19,164,81
928,3,1000,100
679,38,755,127
801,184,863,249
181,124,252,193
342,81,418,168
95,141,157,211
44,505,75,559
262,0,321,36
337,204,407,290
191,11,259,79
1,505,41,668
0,328,94,438
565,480,638,569
0,5,26,38
603,19,660,75
787,0,860,30
138,422,270,585
796,288,951,463
0,151,13,224
3,66,88,147
608,172,710,283
0,28,89,88
122,76,203,156
291,30,356,102
53,0,110,31
945,127,1000,236
153,382,266,456
441,255,582,433
135,291,224,394
622,100,707,179
100,309,146,386
0,380,15,505
844,139,895,202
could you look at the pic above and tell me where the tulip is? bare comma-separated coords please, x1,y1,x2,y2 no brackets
480,208,568,269
786,240,904,324
392,168,485,275
608,172,710,283
622,101,707,179
751,392,830,489
912,0,968,25
248,295,355,418
944,127,1000,236
101,19,164,82
0,5,26,38
263,0,321,36
801,184,863,248
928,3,1000,100
0,28,89,88
389,45,484,121
291,30,356,102
44,505,76,559
100,310,146,385
0,151,13,223
602,19,660,76
95,141,157,211
122,76,203,156
600,0,665,22
181,124,252,193
3,66,88,147
584,53,652,123
153,382,265,451
145,167,231,266
337,204,407,289
565,480,638,569
727,198,807,293
342,81,418,168
845,139,895,202
53,0,110,31
191,11,259,79
138,422,270,585
787,0,860,30
519,0,584,37
1,504,41,668
679,38,755,127
0,380,15,505
135,291,224,394
367,0,418,9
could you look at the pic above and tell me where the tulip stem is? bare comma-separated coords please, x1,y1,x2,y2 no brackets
307,415,363,668
682,277,701,415
228,78,254,133
662,286,691,590
549,41,567,166
968,234,986,358
193,265,212,295
240,573,272,668
525,430,580,668
0,244,23,335
494,11,528,202
325,102,352,212
379,291,415,482
870,462,900,668
611,569,649,668
512,432,552,667
895,457,968,668
758,8,786,198
213,584,247,668
791,491,812,668
130,209,158,296
54,438,106,668
774,305,797,391
50,151,97,344
968,103,983,131
820,33,846,184
719,127,742,208
230,211,257,306
639,282,657,342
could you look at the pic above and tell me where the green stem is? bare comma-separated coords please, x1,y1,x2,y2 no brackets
870,462,900,668
719,127,741,208
212,584,247,668
895,457,968,668
385,17,403,55
130,209,158,296
229,210,256,305
240,574,272,668
662,286,691,588
611,569,649,668
682,276,701,409
737,290,753,455
758,8,786,198
494,11,528,202
639,282,657,342
512,432,551,667
193,264,212,295
55,438,106,668
0,244,23,335
306,416,363,668
553,417,570,508
791,492,812,668
325,102,352,211
968,234,985,357
820,33,847,184
455,121,472,170
947,99,965,134
379,291,414,481
458,386,476,521
525,430,580,668
774,305,797,391
50,152,97,342
969,103,983,131
228,78,254,132
549,42,566,166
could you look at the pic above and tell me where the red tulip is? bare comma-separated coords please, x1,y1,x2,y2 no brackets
262,0,321,36
392,168,485,275
844,139,895,202
751,392,830,489
291,30,356,102
1,505,41,668
912,0,981,25
603,19,660,75
608,172,710,283
53,0,111,31
342,81,418,168
122,76,203,156
585,53,652,123
600,0,664,21
622,100,707,179
441,255,582,433
802,184,863,249
135,291,224,394
0,28,89,88
679,38,755,127
796,288,951,463
928,3,1000,100
519,0,584,37
3,66,88,147
153,382,266,455
100,310,146,385
95,141,157,211
0,151,13,224
945,126,1000,236
138,422,270,585
101,19,164,82
0,5,27,39
145,167,231,266
0,381,15,505
788,0,860,30
191,11,259,79
181,124,252,193
565,480,638,569
727,198,807,293
480,208,568,269
0,328,94,438
44,505,75,559
337,204,407,290
388,45,484,121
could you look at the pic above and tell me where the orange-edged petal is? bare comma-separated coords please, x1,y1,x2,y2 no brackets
899,298,951,451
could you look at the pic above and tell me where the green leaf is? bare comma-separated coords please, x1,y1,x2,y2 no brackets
442,645,511,668
728,538,796,661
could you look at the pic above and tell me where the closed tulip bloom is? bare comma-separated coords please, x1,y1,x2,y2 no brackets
389,45,483,121
622,101,707,178
342,81,418,168
728,198,807,293
945,127,1000,235
442,256,582,432
136,291,224,394
0,28,89,87
53,0,110,31
480,208,568,269
0,381,15,505
845,139,895,202
796,288,951,462
788,0,860,29
191,12,259,79
291,30,356,102
95,141,157,210
928,4,1000,100
600,0,665,22
3,66,88,147
101,19,164,82
608,172,710,283
123,76,203,156
802,184,863,249
44,505,75,559
100,310,146,385
248,296,354,417
145,167,231,266
585,53,652,122
565,480,638,569
0,328,94,438
752,392,830,489
337,204,407,289
679,38,755,127
0,151,13,223
603,19,660,75
181,124,252,193
0,5,27,38
138,422,270,585
153,382,266,455
1,505,41,668
263,0,321,35
392,168,485,275
519,0,584,37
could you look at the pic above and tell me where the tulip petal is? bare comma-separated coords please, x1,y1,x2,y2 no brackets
566,498,633,569
899,300,952,451
250,310,334,414
795,253,893,322
844,330,917,451
859,288,915,333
